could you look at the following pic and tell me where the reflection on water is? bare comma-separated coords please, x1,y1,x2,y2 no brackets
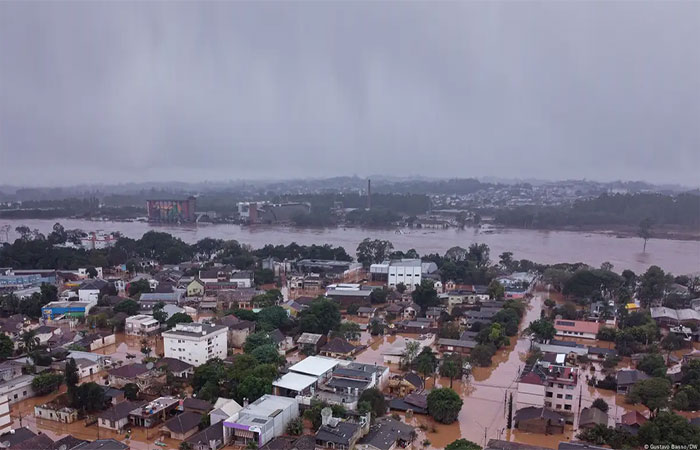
2,218,698,273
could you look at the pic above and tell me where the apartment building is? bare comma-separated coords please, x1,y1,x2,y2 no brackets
162,322,228,366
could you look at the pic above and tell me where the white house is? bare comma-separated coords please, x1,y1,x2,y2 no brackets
78,279,108,302
125,315,160,336
162,323,228,366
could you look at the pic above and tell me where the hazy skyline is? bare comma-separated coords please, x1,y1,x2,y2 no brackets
1,2,698,186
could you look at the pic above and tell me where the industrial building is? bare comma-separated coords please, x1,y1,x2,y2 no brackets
147,196,197,223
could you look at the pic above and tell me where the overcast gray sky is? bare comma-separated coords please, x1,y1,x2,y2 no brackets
1,2,698,186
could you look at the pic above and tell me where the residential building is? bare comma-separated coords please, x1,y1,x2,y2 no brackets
210,398,242,425
356,417,415,450
98,401,146,431
356,306,377,319
186,421,225,450
161,411,203,440
514,407,565,434
650,307,700,327
125,315,160,336
0,395,9,435
0,374,35,405
230,271,254,288
325,284,375,307
108,363,165,390
139,292,184,310
554,320,601,340
297,333,326,355
162,322,228,366
320,338,358,359
186,279,205,297
34,402,79,424
315,409,368,450
516,361,579,419
183,398,212,415
616,370,650,394
129,397,180,428
52,358,99,379
156,357,194,379
223,395,299,448
616,411,647,436
78,280,108,302
437,338,478,356
218,315,255,348
579,407,608,429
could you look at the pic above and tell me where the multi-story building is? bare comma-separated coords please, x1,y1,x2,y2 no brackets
147,197,197,223
162,322,228,366
516,360,579,422
369,259,439,292
0,395,10,434
125,314,161,336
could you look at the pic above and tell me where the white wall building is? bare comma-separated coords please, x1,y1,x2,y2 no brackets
0,395,10,434
370,259,423,291
125,315,160,336
162,323,228,366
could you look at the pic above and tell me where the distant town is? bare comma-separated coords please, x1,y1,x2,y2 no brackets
0,178,698,241
0,225,698,450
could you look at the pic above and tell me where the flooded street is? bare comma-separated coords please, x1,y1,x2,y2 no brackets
3,218,699,273
354,289,693,450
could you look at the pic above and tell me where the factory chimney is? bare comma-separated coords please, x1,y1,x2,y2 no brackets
367,179,372,210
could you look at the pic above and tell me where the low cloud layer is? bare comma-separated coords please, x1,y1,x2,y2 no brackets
1,2,698,186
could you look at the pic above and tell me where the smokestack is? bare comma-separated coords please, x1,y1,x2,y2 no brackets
367,179,371,210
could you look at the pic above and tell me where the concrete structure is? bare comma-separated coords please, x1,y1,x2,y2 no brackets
514,407,565,434
147,197,197,223
163,322,228,366
616,370,650,394
223,395,299,448
78,280,108,302
370,259,422,291
324,284,375,307
34,402,79,424
41,300,96,321
517,361,579,420
554,320,601,340
0,374,35,405
129,397,180,428
161,411,203,440
210,398,243,426
108,363,165,390
125,315,160,336
98,401,146,432
0,395,10,435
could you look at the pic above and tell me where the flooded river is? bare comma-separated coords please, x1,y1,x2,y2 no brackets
2,218,699,273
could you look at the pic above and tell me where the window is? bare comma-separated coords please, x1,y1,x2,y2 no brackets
545,392,553,398
556,394,563,399
564,404,572,411
556,404,562,409
558,384,564,388
565,394,573,400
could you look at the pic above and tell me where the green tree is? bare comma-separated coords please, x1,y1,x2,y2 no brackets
470,344,497,367
114,299,140,316
32,373,64,395
298,298,341,335
369,319,384,336
128,279,151,297
396,283,407,294
427,388,463,424
524,318,556,342
591,398,609,413
400,341,420,370
20,329,40,353
0,334,14,359
638,411,700,446
250,344,284,366
638,218,653,252
166,312,193,329
358,388,387,418
179,442,193,450
412,280,439,312
415,347,438,384
446,439,482,450
71,382,106,412
637,353,667,377
123,383,140,401
440,353,464,388
286,417,304,436
627,377,671,416
244,331,275,354
65,358,79,391
334,322,361,341
487,280,505,300
356,238,394,267
638,266,667,309
235,375,272,404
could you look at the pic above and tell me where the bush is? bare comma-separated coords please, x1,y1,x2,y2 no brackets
32,372,64,395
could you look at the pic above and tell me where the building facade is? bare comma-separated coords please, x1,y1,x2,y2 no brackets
163,323,228,366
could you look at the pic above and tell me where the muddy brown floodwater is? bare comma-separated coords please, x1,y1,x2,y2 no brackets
354,289,700,450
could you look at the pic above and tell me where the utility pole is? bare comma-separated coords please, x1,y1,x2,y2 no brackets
483,427,488,448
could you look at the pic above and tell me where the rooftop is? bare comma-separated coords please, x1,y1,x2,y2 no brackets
288,356,340,377
272,372,318,392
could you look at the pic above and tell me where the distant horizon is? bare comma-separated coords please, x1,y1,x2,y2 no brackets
0,175,697,192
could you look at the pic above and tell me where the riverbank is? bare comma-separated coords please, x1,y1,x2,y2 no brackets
2,218,699,274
